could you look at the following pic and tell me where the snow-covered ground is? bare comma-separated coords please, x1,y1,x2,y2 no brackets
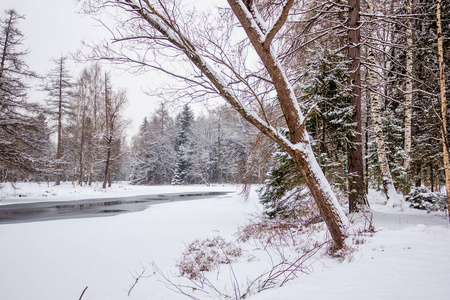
0,182,449,300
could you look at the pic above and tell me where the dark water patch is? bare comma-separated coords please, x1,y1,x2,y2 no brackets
0,191,232,224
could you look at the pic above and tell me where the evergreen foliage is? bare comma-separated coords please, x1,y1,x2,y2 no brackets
260,49,353,218
172,104,195,185
259,148,308,219
380,0,450,191
0,9,49,178
405,186,448,212
300,48,354,192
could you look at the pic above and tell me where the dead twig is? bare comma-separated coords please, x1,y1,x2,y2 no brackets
127,263,153,296
79,286,88,300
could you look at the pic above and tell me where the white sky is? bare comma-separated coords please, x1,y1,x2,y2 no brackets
0,0,165,138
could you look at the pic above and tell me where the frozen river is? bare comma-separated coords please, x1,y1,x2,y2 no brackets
0,191,230,224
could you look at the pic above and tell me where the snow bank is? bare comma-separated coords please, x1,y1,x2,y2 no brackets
0,181,235,205
0,183,449,300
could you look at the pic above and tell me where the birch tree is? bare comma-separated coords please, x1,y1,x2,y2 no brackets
85,63,104,186
82,0,349,248
436,0,450,220
403,0,414,174
366,0,402,208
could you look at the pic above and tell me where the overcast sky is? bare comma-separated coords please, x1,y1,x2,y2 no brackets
0,0,164,137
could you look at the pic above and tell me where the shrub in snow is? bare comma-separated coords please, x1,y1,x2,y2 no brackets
176,236,242,280
237,212,323,249
405,187,447,212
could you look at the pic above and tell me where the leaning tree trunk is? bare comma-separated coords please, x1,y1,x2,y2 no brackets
436,0,450,221
102,0,350,249
366,0,402,208
229,0,349,249
348,0,368,212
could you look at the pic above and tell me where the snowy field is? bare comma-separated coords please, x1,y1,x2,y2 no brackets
0,182,449,300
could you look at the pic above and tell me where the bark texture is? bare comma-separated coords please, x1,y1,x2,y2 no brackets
403,0,414,172
436,0,450,221
347,0,367,212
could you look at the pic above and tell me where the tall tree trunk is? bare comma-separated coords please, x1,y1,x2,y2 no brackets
102,74,111,189
218,121,222,184
368,51,401,207
365,90,370,194
348,0,368,212
102,141,111,189
108,161,112,187
415,165,422,187
78,104,87,186
55,58,63,186
436,0,450,220
366,0,402,208
430,163,435,192
403,0,414,192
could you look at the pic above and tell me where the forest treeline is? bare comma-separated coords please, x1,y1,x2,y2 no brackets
129,103,272,185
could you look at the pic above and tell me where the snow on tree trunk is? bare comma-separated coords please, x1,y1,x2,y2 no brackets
403,0,414,173
90,0,349,249
347,0,368,212
436,0,450,221
368,50,402,208
227,0,349,248
366,0,402,209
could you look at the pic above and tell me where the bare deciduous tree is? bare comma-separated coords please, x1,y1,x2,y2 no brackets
102,73,127,188
81,0,349,248
43,55,73,185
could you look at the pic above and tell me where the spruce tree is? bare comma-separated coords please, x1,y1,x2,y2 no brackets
172,104,194,185
260,49,354,217
130,117,152,185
